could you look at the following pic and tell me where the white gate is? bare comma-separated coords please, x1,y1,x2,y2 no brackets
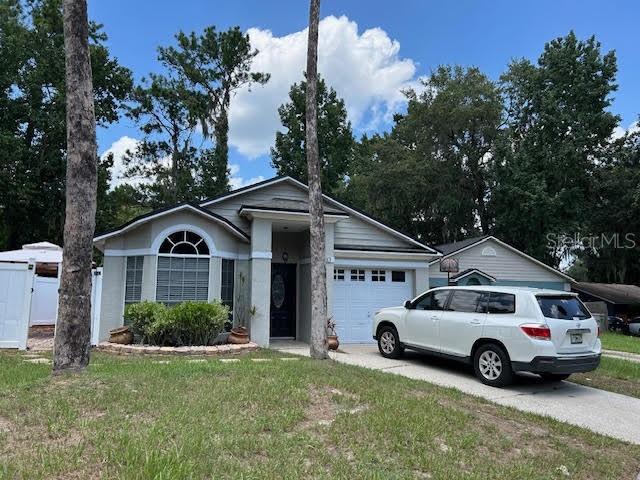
90,268,103,345
0,262,35,349
30,276,60,325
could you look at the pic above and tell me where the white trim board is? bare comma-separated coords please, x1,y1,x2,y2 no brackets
334,258,430,269
428,236,574,282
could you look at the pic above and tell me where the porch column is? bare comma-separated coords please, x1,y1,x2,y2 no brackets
249,218,272,346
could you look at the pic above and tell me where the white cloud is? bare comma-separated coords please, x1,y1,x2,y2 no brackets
228,163,265,190
228,15,419,158
612,121,640,140
100,136,140,189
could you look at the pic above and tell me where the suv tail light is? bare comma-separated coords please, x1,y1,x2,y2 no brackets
520,324,551,340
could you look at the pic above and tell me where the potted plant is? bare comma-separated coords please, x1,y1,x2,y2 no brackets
228,273,254,344
326,317,339,350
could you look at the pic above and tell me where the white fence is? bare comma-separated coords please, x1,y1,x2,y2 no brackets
0,261,103,350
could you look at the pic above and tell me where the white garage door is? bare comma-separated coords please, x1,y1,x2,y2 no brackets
332,268,414,344
0,262,35,349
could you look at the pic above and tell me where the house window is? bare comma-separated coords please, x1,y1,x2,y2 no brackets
391,271,406,283
221,259,235,318
156,230,210,304
371,270,386,282
350,269,365,281
125,256,144,304
334,268,345,281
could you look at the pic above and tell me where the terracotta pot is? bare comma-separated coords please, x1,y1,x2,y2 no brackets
327,335,339,351
228,326,250,344
109,326,133,345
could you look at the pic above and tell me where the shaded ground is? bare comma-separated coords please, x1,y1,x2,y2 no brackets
1,349,639,479
26,326,54,351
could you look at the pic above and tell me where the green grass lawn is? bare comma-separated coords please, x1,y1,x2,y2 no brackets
600,331,640,354
572,356,640,399
1,350,639,480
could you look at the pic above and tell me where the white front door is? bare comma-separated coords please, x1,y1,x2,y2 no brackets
0,262,35,350
333,268,414,343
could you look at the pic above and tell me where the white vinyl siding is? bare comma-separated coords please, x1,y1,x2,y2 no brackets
125,256,144,304
429,239,568,283
156,257,209,304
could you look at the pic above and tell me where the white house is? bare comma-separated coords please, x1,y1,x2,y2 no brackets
429,236,573,291
93,176,442,346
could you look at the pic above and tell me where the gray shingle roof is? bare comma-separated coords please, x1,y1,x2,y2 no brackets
434,236,489,256
572,282,640,305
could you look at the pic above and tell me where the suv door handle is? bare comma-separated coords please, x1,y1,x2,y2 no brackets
470,318,482,325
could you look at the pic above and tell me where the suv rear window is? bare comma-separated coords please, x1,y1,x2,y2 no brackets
536,295,590,320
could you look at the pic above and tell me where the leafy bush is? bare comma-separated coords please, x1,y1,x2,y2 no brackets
126,301,229,346
124,301,167,343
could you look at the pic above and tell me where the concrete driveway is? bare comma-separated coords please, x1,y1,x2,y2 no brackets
275,342,640,445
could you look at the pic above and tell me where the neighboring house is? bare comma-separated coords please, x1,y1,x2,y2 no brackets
572,282,640,318
93,176,441,346
429,236,573,291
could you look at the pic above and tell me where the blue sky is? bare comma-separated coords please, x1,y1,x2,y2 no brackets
89,0,640,189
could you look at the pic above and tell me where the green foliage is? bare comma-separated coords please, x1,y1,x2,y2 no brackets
271,76,355,194
0,0,132,249
574,127,640,283
149,301,228,347
345,66,502,244
124,301,168,343
125,301,228,347
491,31,618,265
124,74,200,206
158,26,270,199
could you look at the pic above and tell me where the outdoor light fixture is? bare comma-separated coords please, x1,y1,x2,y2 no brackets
282,252,289,263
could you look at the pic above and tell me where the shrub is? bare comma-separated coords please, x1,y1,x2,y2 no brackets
150,301,229,346
124,301,167,343
123,301,229,346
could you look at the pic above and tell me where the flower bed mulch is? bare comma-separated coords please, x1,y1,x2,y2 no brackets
95,341,259,356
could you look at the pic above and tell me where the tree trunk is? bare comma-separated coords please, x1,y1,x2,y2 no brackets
306,0,328,360
53,0,97,373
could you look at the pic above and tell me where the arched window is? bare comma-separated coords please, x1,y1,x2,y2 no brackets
481,246,497,257
159,230,210,256
156,230,210,304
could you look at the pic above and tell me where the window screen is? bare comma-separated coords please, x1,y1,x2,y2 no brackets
221,259,235,317
156,256,209,304
125,256,144,304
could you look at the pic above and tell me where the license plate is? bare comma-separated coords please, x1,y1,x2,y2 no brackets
570,333,583,344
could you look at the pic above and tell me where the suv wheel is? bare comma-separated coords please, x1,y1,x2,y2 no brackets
540,373,571,382
377,326,404,359
473,343,514,387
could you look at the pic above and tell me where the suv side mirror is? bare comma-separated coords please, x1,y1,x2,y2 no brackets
403,300,413,310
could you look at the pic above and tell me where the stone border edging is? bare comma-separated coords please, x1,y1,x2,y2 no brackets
95,342,259,356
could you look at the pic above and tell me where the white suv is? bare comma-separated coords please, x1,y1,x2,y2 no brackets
373,286,601,387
